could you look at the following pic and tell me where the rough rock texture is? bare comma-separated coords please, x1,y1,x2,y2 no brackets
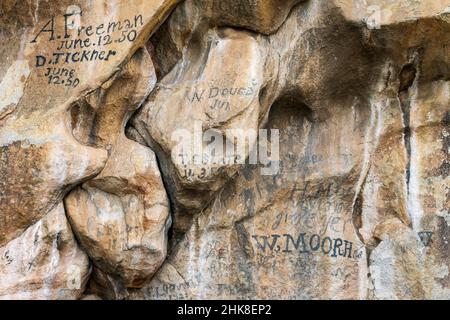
0,0,449,300
0,203,90,299
65,45,171,294
65,134,170,293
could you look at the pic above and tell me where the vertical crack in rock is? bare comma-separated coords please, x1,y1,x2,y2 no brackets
64,46,173,298
350,102,379,299
398,60,418,190
352,170,368,246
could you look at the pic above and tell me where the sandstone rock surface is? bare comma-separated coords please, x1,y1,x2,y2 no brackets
0,0,449,300
0,204,90,300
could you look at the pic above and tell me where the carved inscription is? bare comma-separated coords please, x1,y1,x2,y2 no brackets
29,8,144,86
251,233,354,258
187,84,257,116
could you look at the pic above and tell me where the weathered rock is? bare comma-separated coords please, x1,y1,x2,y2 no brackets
0,0,178,245
173,0,302,35
0,203,90,300
131,27,278,238
65,45,171,292
128,0,450,300
0,0,177,298
130,99,371,299
0,0,449,300
70,46,157,149
0,119,108,247
65,134,170,289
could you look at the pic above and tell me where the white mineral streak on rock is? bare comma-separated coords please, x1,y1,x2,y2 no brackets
0,60,30,118
408,132,424,231
0,204,90,300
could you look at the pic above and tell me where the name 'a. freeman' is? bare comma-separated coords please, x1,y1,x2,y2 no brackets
30,10,143,44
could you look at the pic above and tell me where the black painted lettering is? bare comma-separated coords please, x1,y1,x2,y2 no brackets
331,238,343,257
282,233,309,253
123,19,132,29
252,235,280,252
310,234,321,251
105,50,116,61
209,87,219,99
80,50,90,62
35,55,46,67
60,68,69,77
90,50,99,61
107,21,122,33
71,52,80,62
192,89,206,102
73,39,83,49
321,237,333,254
85,25,93,36
127,29,137,42
77,26,85,37
418,231,433,247
31,17,55,43
56,41,64,51
134,14,143,27
96,23,105,35
64,52,71,63
63,10,82,39
343,240,353,258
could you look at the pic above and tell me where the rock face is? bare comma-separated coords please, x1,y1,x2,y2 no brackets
0,204,90,300
0,0,449,300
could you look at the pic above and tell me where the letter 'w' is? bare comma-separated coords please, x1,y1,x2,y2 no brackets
252,235,280,252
